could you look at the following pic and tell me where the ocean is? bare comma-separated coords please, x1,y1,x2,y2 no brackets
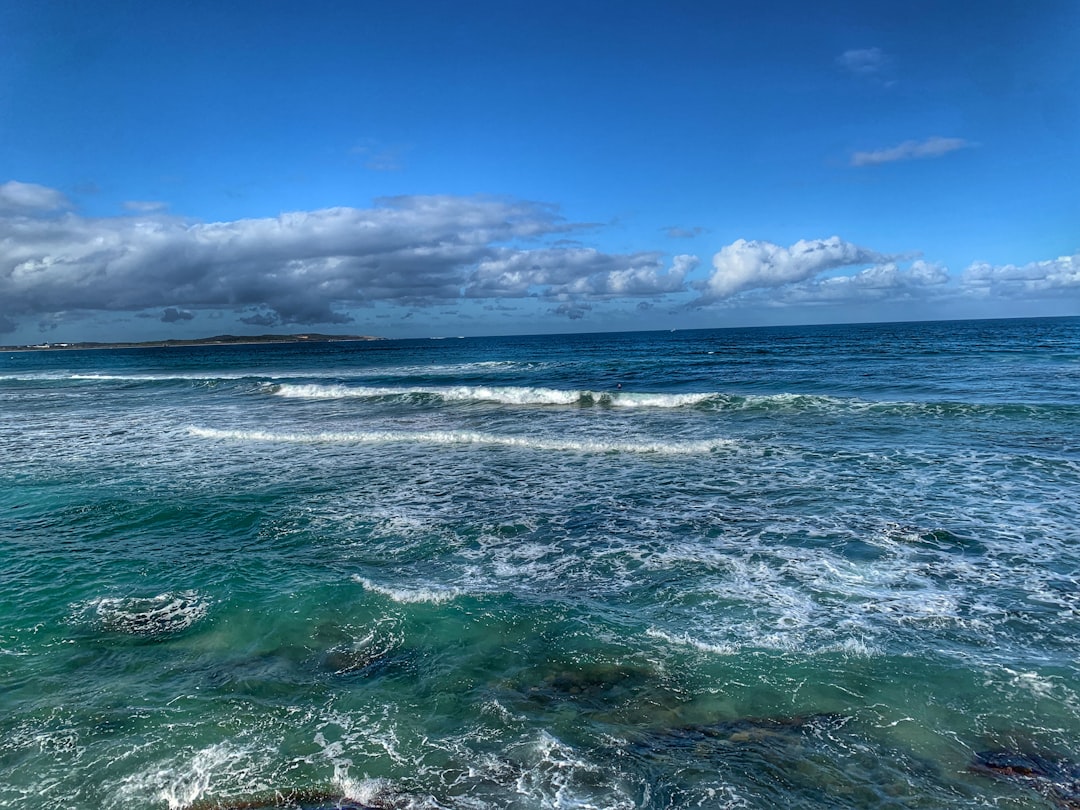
2,317,1079,809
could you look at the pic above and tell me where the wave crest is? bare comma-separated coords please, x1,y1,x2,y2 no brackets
188,426,731,455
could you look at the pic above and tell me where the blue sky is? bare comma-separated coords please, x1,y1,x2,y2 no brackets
1,0,1077,342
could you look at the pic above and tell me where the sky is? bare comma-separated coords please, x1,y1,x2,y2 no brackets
1,0,1078,343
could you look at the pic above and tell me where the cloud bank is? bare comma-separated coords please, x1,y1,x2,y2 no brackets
2,180,1074,337
963,253,1080,297
0,188,694,332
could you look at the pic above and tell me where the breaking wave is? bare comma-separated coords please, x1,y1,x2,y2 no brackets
187,426,731,455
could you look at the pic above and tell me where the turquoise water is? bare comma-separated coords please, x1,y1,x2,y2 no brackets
2,317,1079,809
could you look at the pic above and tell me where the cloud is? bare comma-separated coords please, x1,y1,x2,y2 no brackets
962,253,1080,298
0,185,699,330
664,225,707,239
466,249,694,299
123,200,169,214
851,136,972,167
778,260,949,303
837,47,890,77
350,139,407,171
239,310,283,327
0,180,70,214
696,237,891,303
551,301,591,320
160,307,194,323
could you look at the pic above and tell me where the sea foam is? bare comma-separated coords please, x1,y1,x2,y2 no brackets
76,590,210,636
352,576,464,604
187,426,731,455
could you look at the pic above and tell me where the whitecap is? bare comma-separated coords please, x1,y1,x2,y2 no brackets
76,590,210,637
352,576,464,604
187,426,732,455
645,627,737,655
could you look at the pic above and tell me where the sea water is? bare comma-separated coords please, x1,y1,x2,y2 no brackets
1,317,1079,809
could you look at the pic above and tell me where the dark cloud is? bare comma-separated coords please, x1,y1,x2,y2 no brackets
551,302,591,320
160,307,194,323
0,188,701,331
240,311,281,327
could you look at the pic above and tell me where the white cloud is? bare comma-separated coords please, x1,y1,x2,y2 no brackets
779,260,949,303
0,180,70,214
123,200,169,214
851,136,972,167
467,250,696,300
837,47,890,76
962,253,1080,297
697,236,891,302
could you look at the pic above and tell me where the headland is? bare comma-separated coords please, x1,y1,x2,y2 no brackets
0,333,384,352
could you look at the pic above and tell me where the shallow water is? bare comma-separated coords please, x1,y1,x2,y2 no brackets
2,318,1079,808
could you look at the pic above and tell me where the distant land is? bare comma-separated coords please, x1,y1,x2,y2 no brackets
0,333,384,352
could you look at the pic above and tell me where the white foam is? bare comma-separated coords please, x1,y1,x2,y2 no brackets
353,576,464,604
515,731,637,810
610,391,716,408
188,425,731,455
338,776,398,806
273,382,585,405
646,627,737,655
270,382,728,409
111,741,256,810
77,590,210,636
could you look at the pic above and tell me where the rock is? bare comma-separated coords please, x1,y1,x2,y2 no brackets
634,713,848,755
971,750,1080,809
517,661,655,705
184,787,382,809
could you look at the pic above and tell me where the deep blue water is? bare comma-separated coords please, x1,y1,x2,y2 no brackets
2,317,1079,809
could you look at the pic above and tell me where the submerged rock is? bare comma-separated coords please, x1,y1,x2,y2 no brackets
516,661,656,705
635,713,849,754
311,620,405,678
971,749,1080,808
185,787,381,809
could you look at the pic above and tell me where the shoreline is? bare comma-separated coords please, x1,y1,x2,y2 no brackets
0,333,384,352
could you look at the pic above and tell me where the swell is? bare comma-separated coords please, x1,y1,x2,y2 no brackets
266,382,1080,420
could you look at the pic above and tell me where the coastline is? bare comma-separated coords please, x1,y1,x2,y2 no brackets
0,333,384,352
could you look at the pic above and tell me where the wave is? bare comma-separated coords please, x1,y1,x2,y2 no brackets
645,628,737,655
187,426,731,455
271,382,583,405
0,372,267,384
266,383,1080,419
270,383,741,409
352,576,465,604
